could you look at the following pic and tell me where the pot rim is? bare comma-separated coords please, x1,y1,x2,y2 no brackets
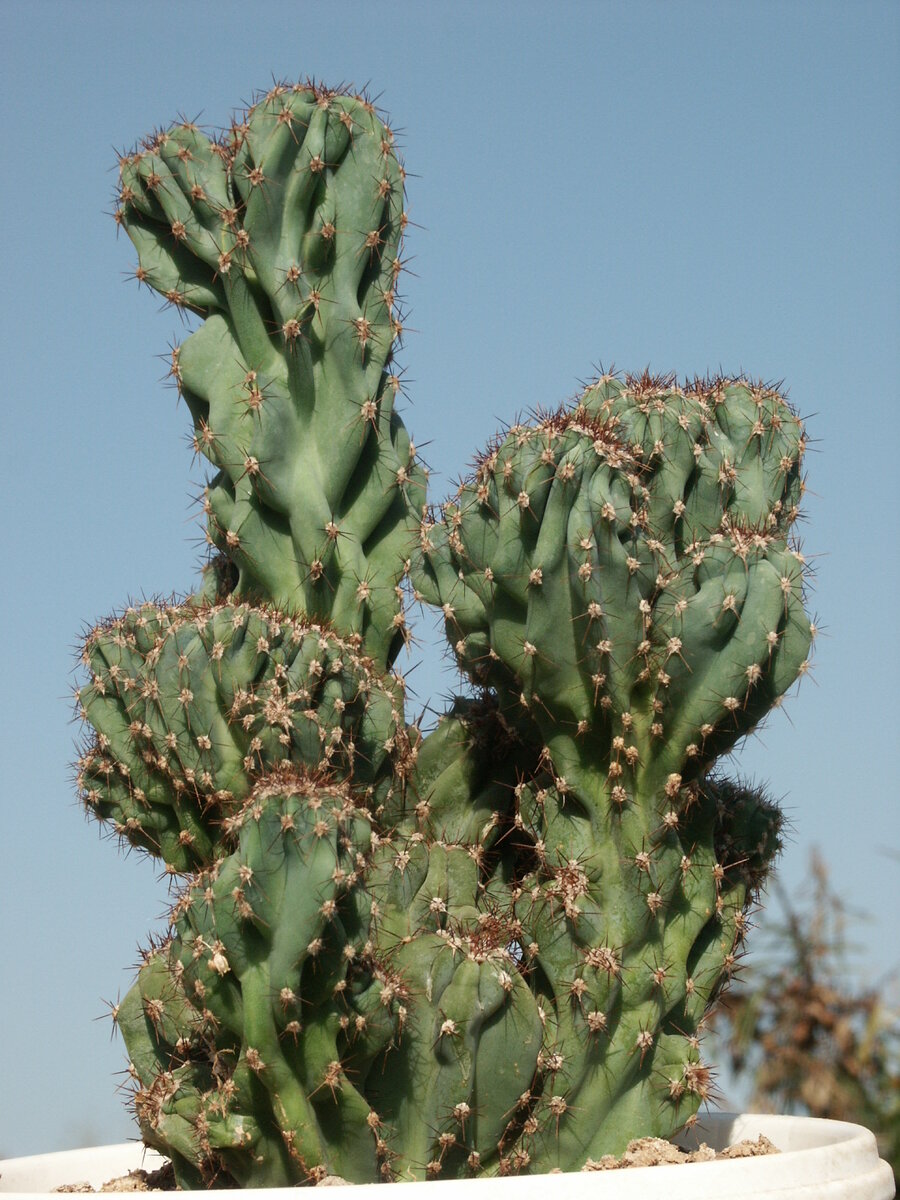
0,1112,894,1199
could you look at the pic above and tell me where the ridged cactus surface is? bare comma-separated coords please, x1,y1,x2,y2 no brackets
116,82,422,670
120,772,381,1187
414,373,812,802
115,704,538,1185
76,80,816,1187
77,602,409,871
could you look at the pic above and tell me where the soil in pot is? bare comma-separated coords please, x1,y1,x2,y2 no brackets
49,1136,779,1191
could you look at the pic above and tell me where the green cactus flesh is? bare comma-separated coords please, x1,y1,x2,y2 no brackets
118,772,382,1187
111,694,784,1183
116,705,541,1184
85,81,816,1186
115,82,423,670
77,601,409,871
414,373,813,808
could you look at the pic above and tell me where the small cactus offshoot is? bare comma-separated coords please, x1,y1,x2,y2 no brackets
79,79,815,1186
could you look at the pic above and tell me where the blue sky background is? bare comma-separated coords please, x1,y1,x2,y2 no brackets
2,0,897,1158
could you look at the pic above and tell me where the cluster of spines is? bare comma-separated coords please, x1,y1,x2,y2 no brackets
76,601,411,870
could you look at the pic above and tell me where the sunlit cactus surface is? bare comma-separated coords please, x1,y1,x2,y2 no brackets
75,78,815,1186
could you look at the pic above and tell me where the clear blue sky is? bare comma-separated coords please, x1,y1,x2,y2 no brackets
2,0,897,1159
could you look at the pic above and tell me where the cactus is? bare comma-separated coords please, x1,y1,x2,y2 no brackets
79,80,815,1186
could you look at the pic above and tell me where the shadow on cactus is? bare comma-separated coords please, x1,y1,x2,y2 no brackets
75,78,815,1186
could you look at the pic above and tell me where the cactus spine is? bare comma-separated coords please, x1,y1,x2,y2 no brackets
77,80,815,1186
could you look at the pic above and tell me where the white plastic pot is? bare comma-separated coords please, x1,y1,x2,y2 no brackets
0,1113,893,1199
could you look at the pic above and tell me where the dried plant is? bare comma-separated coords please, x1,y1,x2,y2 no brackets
715,850,899,1183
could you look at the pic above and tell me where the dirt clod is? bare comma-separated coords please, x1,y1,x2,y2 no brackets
582,1133,778,1170
54,1164,176,1192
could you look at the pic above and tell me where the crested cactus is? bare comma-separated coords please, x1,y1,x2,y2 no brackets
78,79,815,1186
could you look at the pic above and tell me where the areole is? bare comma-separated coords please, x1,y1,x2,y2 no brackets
0,1115,894,1200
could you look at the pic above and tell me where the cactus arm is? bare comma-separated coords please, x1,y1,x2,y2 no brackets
415,376,813,810
114,86,422,669
362,935,543,1180
120,774,389,1186
78,602,409,870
